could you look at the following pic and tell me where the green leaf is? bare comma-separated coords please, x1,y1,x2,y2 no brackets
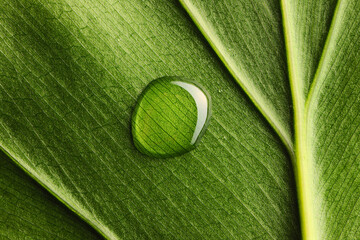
180,0,294,152
1,0,360,239
279,0,360,238
281,0,338,105
1,1,299,239
280,0,338,239
305,1,360,238
0,0,299,239
0,151,102,239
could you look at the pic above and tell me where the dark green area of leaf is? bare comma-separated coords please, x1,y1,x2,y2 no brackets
0,151,102,239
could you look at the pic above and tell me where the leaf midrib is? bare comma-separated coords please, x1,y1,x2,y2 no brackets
181,0,344,239
281,0,342,239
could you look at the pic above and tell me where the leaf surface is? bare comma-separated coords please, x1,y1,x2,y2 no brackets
276,0,360,238
306,0,360,238
0,150,102,239
180,0,294,151
281,0,338,106
0,0,300,239
2,0,360,239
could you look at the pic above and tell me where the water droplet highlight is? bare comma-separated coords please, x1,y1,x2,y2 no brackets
132,76,211,158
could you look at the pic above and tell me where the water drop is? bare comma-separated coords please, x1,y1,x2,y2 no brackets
132,76,211,158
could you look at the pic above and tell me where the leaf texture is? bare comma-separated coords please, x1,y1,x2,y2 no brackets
281,0,338,106
180,0,294,152
0,151,102,239
0,0,300,239
307,0,360,238
1,0,360,239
